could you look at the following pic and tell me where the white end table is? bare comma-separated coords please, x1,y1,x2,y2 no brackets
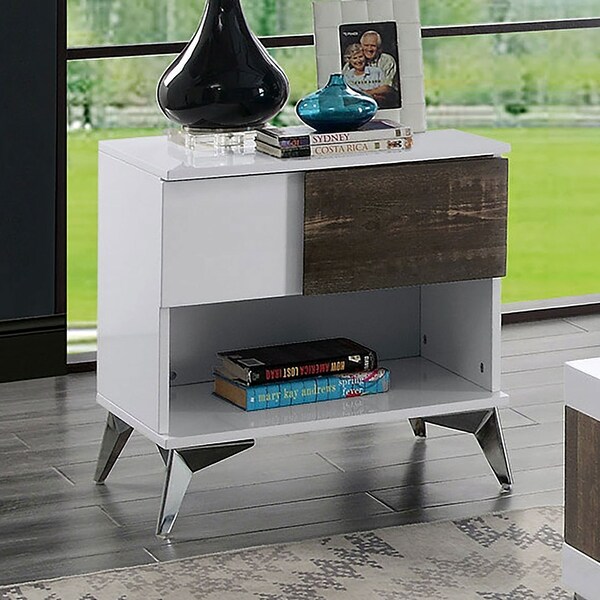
94,130,513,536
563,358,600,600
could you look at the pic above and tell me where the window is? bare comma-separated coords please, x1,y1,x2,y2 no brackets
66,0,600,353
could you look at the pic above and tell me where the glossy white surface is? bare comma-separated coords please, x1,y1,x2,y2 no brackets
421,279,502,392
97,133,510,448
563,543,600,600
169,286,421,385
161,172,304,307
99,357,509,449
98,129,510,182
97,154,168,433
565,358,600,421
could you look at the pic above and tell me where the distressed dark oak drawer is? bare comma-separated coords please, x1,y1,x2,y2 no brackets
303,157,508,295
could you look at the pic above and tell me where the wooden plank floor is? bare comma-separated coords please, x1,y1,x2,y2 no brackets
1,315,599,585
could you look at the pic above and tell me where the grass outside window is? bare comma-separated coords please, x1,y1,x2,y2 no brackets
67,127,600,326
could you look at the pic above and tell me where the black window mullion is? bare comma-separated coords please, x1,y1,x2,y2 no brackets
66,17,600,61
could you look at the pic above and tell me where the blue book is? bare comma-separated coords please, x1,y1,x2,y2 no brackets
316,377,331,402
213,368,390,411
250,385,267,411
292,379,307,405
265,387,281,409
279,384,292,407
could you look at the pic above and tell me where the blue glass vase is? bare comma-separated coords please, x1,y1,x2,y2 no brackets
295,73,378,133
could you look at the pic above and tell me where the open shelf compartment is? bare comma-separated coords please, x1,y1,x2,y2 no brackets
97,279,503,447
165,356,507,449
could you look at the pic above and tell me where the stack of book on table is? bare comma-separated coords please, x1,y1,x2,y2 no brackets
256,119,412,159
213,338,390,411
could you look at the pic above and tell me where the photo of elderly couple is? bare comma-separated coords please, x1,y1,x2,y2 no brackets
339,21,402,110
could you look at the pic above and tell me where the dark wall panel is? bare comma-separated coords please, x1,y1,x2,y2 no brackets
0,1,66,381
0,0,58,319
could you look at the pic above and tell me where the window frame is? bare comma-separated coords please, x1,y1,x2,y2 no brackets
63,13,600,367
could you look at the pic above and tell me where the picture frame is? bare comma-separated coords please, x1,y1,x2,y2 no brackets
313,0,427,132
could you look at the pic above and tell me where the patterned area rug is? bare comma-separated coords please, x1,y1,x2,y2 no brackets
1,507,571,600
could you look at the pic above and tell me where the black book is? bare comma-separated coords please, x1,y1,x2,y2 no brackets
214,337,377,386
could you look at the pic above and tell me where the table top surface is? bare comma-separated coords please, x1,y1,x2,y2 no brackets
565,357,600,419
99,129,511,182
567,357,600,379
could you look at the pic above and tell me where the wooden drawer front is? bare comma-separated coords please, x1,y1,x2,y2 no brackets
303,157,508,295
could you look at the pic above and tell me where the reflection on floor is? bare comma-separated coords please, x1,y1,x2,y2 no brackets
1,314,600,584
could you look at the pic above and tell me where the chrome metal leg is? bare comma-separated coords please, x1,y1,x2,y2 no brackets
409,418,426,438
94,413,134,484
156,445,169,465
407,408,513,490
474,408,513,491
156,439,254,537
158,451,193,539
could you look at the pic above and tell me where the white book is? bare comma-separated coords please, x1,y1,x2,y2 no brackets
257,119,413,149
256,137,413,158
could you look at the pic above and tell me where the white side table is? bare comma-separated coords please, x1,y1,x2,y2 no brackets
563,358,600,600
94,130,513,536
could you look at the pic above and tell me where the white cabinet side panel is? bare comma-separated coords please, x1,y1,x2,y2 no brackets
161,173,304,307
563,544,600,600
97,153,166,432
491,278,502,390
158,308,171,429
420,279,501,391
170,287,420,385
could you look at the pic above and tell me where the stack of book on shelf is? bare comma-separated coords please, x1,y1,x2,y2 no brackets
213,338,390,411
256,119,412,159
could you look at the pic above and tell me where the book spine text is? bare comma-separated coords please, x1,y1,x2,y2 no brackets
311,138,412,156
249,352,376,385
262,137,413,159
258,126,412,148
243,368,390,410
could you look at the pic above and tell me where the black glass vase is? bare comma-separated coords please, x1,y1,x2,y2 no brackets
156,0,290,133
